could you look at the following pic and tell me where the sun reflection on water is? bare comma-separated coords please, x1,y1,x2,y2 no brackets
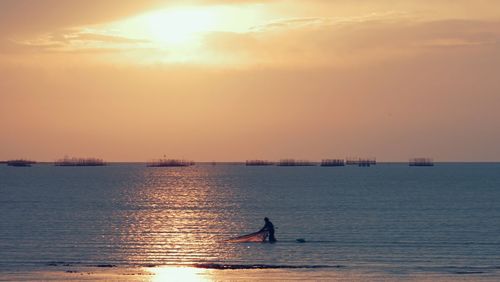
148,266,211,282
116,166,243,266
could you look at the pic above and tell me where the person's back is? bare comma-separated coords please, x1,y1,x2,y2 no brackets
260,217,276,243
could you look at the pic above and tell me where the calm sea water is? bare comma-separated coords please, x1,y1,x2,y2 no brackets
1,163,499,277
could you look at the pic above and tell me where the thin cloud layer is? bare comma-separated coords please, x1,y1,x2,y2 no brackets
204,17,500,67
0,0,274,38
6,12,500,68
0,0,165,37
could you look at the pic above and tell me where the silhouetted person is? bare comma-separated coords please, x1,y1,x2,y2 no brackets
259,217,276,243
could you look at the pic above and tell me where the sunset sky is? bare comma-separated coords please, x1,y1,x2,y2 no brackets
1,0,500,162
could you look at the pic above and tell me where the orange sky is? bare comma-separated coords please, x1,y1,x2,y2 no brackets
1,0,500,162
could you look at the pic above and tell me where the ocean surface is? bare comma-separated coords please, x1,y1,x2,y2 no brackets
1,163,500,279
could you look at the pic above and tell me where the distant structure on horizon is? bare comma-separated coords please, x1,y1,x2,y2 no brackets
346,157,377,167
320,159,345,167
409,158,434,166
5,159,36,167
246,160,275,166
54,157,106,166
277,159,316,166
147,158,194,167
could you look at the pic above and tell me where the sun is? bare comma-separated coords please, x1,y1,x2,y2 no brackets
108,5,267,48
148,266,210,282
93,4,270,63
143,8,218,45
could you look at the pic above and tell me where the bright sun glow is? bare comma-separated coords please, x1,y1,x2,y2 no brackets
149,267,210,282
95,5,270,63
144,8,218,45
108,5,267,46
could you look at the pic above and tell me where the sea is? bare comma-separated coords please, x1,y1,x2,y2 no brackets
1,163,499,280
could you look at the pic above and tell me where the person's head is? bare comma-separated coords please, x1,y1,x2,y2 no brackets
264,217,269,222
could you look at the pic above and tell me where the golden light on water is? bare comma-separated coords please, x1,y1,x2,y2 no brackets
120,167,239,266
148,266,210,282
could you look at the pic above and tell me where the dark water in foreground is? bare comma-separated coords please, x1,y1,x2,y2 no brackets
1,163,499,278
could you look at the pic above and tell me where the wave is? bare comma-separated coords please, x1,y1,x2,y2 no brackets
43,261,344,270
38,261,500,275
415,265,500,275
192,263,345,270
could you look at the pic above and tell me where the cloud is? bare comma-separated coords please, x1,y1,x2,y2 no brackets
1,30,149,55
0,0,274,55
249,11,413,32
4,8,500,68
60,33,149,44
0,0,276,39
0,0,165,38
203,17,500,67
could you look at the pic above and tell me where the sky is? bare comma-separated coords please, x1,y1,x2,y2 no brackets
1,0,500,162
